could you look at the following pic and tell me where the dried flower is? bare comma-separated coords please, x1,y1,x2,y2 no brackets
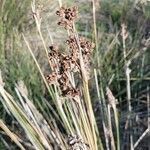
56,6,78,30
46,72,58,85
48,45,60,60
79,37,95,55
66,35,94,78
62,88,79,99
66,36,95,56
46,6,95,99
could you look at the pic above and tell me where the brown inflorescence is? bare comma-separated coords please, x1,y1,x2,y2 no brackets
56,6,78,30
67,35,95,76
47,44,80,99
46,7,95,100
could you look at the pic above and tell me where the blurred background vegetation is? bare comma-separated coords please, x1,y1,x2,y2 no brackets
0,0,150,149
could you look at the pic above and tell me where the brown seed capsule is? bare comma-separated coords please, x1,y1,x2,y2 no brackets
46,72,58,85
56,6,78,30
46,6,95,101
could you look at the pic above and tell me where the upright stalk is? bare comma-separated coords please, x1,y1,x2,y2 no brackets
121,24,133,150
92,0,99,67
73,23,103,150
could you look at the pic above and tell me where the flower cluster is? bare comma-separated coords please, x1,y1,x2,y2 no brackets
56,6,78,30
68,134,89,150
46,44,79,99
67,35,95,76
46,7,95,100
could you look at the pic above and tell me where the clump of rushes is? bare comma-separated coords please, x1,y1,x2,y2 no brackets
0,3,121,150
46,7,95,100
46,6,101,150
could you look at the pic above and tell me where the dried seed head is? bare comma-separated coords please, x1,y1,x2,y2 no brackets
58,73,69,88
79,37,95,55
58,19,73,30
66,35,94,78
56,7,65,17
46,6,95,100
66,36,78,51
46,72,58,85
56,6,78,30
48,45,60,60
49,45,59,51
62,88,79,99
56,6,78,21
